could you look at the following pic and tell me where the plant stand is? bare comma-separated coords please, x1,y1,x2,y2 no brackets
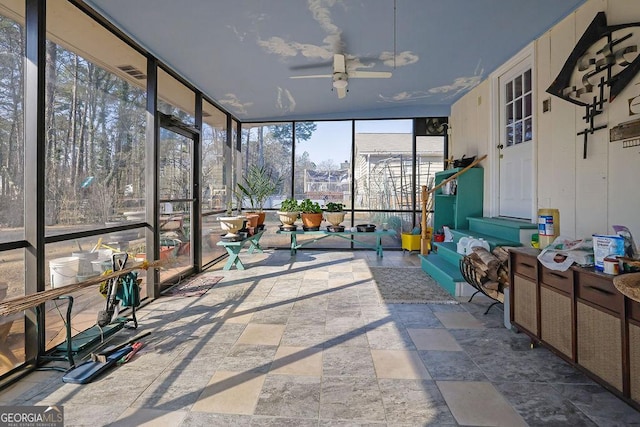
277,229,395,257
216,229,265,270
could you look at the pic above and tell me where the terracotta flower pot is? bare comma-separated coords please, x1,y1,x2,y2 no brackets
256,211,266,226
245,213,259,228
301,212,323,228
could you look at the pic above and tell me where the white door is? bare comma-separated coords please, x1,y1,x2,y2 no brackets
498,64,534,219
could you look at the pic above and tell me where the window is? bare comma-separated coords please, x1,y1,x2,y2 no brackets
241,123,292,205
45,1,147,232
294,121,349,205
0,3,24,242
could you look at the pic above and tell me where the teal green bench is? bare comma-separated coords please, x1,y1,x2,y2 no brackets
276,229,396,257
216,229,265,270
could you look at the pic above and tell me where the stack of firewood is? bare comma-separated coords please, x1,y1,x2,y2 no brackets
465,246,510,302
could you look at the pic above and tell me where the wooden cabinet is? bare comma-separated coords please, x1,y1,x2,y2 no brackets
508,248,639,410
432,167,483,232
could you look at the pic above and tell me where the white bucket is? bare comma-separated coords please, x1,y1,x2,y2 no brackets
50,256,79,288
72,251,98,275
91,259,112,273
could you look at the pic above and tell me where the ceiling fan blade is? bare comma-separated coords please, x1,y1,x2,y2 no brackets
336,86,347,99
290,74,332,79
348,71,392,78
334,54,346,73
289,61,333,71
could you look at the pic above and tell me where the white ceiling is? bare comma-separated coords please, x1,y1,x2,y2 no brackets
83,0,587,122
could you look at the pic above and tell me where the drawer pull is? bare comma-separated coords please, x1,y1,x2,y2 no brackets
519,263,535,269
549,272,568,280
586,285,614,296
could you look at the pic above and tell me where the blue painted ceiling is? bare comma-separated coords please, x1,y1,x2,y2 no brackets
83,0,586,122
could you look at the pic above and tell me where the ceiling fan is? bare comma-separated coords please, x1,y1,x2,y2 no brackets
290,54,392,99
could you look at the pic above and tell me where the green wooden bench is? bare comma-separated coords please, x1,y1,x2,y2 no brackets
216,229,266,270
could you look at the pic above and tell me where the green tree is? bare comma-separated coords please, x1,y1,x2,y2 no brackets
269,122,317,146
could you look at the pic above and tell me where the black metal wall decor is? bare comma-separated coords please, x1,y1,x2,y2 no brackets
547,12,640,158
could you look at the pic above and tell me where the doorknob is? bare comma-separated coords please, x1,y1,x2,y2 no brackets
497,144,504,149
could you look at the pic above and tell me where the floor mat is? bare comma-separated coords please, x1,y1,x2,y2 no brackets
370,267,458,304
164,275,223,297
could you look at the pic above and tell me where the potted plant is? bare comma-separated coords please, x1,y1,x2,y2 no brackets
323,202,346,227
299,198,323,229
276,198,300,227
237,165,282,226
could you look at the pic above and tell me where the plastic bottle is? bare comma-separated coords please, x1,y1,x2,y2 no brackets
538,208,560,248
457,236,471,254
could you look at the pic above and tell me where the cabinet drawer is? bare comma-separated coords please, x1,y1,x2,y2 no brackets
541,266,573,294
576,273,623,314
511,252,537,280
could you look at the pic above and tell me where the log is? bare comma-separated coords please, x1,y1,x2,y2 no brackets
492,246,510,264
471,247,501,281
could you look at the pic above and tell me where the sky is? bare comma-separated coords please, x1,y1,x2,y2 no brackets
299,119,412,165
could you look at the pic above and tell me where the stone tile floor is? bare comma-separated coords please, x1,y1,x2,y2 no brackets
1,249,639,426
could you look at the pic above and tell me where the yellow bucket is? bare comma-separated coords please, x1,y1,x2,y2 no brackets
402,233,422,251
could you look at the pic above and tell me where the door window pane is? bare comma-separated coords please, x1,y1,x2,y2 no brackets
158,127,193,282
506,81,513,102
158,68,195,125
506,125,514,147
201,100,228,266
159,128,192,200
524,69,532,92
514,75,522,98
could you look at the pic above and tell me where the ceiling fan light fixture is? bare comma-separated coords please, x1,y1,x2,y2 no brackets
332,72,348,89
333,79,348,89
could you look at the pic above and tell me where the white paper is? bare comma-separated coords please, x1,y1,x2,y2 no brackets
537,235,595,271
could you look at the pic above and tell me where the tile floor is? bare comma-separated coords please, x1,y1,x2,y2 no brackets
1,249,639,426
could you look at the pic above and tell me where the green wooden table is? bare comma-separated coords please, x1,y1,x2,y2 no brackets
276,229,396,257
216,229,265,270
